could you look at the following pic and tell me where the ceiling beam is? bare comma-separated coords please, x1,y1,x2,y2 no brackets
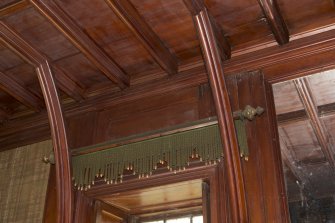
0,0,30,18
294,78,335,169
52,66,84,102
30,0,129,89
277,102,335,125
105,0,178,75
257,0,289,45
183,0,231,59
0,22,85,102
0,71,43,112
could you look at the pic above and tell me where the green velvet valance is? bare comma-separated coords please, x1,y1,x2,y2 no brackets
72,124,223,190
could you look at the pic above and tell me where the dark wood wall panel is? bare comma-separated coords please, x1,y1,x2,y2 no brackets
67,83,215,149
226,71,289,223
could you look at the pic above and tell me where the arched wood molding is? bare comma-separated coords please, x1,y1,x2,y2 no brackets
0,22,73,223
182,1,249,221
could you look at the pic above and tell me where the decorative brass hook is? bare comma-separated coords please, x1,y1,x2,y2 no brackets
233,105,264,121
42,152,55,164
233,105,265,161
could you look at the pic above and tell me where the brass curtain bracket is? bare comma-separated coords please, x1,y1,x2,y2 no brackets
233,105,264,121
233,105,265,161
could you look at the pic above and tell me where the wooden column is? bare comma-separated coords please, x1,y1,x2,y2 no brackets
73,192,96,223
193,8,248,223
226,71,290,222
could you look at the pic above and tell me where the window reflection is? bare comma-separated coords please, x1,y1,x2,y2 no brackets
273,69,335,223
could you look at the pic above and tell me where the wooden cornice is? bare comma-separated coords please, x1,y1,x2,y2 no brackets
0,22,85,102
0,0,30,17
0,71,43,112
183,0,231,59
30,0,129,89
224,29,335,79
258,0,289,45
105,0,178,75
294,78,335,169
0,63,208,147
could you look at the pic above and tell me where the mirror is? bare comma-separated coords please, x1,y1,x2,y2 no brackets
273,69,335,222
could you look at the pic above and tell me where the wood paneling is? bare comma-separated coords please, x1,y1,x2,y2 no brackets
67,84,215,149
226,71,289,223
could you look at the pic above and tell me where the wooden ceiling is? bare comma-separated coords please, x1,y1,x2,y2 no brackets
273,69,335,201
0,0,335,150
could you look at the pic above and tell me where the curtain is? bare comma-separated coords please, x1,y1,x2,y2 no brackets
0,140,52,223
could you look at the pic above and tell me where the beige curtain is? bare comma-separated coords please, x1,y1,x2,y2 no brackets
0,140,52,223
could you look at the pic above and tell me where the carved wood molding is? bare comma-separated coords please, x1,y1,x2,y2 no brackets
224,29,335,78
192,8,248,223
0,71,43,111
258,0,289,45
105,0,178,75
0,21,73,223
0,63,208,145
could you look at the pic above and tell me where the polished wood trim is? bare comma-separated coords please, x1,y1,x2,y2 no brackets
0,21,45,65
0,0,30,17
0,22,85,101
0,71,43,112
183,0,231,59
72,117,217,156
66,62,207,116
194,8,247,223
294,78,335,169
264,81,290,222
30,0,130,89
202,182,210,223
74,191,96,223
37,62,73,223
86,165,216,198
105,0,178,75
99,201,129,220
258,0,289,45
225,29,335,80
0,64,208,148
1,21,73,223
